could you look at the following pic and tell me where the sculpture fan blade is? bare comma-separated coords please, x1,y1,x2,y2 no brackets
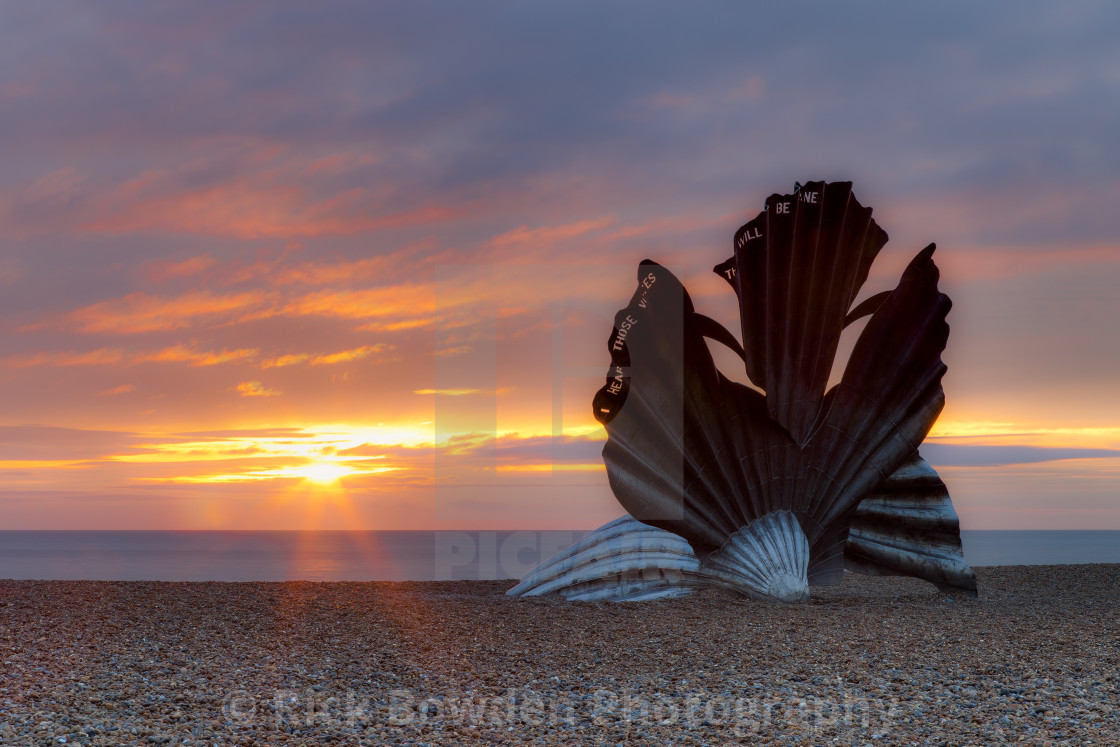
800,242,952,582
717,181,888,445
593,259,771,554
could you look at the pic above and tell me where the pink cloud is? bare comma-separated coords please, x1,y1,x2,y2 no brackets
487,216,615,250
141,254,218,282
270,255,398,285
935,243,1120,283
80,174,461,239
23,168,85,202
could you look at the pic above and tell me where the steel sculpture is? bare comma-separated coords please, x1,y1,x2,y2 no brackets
508,181,977,602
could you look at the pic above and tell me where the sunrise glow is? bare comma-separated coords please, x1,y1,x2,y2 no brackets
3,3,1120,531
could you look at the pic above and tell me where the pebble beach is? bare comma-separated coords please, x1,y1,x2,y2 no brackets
1,565,1117,746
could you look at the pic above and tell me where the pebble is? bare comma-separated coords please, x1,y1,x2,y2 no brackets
0,566,1117,744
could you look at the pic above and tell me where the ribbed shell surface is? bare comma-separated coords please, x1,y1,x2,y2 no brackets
505,516,704,601
845,453,978,595
701,511,810,602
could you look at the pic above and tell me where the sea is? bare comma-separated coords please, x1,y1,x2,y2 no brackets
1,530,1119,582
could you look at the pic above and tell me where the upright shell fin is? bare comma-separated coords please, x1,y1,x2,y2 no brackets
717,181,888,445
800,242,951,582
591,260,778,555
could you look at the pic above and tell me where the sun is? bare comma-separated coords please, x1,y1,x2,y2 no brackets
295,462,352,485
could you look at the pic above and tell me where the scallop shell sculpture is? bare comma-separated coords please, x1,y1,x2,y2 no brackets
508,180,977,602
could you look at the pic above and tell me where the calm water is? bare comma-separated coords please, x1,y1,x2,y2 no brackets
1,530,1118,582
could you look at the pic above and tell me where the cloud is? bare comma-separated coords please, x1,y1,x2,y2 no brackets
310,344,391,365
171,427,313,440
3,348,126,368
921,444,1120,467
138,345,259,367
0,425,143,461
270,256,399,285
142,254,218,282
261,344,393,368
726,75,765,101
933,243,1120,283
98,384,136,396
235,381,280,397
80,171,461,239
641,92,693,109
492,434,605,464
4,1,1120,529
2,169,88,229
3,345,258,368
260,353,310,369
60,290,267,334
488,216,615,250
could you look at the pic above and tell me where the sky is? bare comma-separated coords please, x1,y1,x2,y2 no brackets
2,1,1120,530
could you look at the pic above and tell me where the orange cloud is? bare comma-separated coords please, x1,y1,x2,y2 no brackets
3,348,126,368
210,237,439,287
272,284,432,322
261,344,392,368
358,317,441,332
3,345,257,369
98,384,136,396
236,381,280,397
62,290,267,333
310,344,390,365
138,345,259,367
260,353,310,369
